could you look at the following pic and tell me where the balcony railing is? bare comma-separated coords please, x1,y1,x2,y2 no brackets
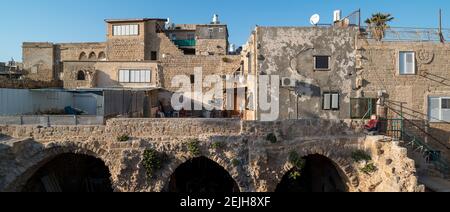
173,39,196,47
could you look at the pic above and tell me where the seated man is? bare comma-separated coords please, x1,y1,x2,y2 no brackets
364,115,380,135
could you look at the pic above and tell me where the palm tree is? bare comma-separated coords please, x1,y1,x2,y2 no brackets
365,13,394,41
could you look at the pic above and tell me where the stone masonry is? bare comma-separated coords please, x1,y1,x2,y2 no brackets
0,119,423,192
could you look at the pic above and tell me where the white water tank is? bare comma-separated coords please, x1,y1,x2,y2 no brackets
212,14,220,24
334,10,342,22
229,44,236,53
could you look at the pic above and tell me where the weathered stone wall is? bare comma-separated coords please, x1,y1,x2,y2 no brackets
58,43,107,61
106,21,146,61
22,43,55,82
254,26,358,121
0,119,423,192
196,39,228,56
160,55,241,91
0,77,62,89
63,61,160,89
357,40,450,160
153,33,184,58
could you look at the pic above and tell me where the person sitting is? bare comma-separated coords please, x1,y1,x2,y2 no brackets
364,115,380,135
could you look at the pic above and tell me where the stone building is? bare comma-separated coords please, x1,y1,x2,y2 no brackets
19,16,241,118
355,35,450,165
240,26,358,121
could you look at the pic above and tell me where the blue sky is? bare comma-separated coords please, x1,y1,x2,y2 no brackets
0,0,448,62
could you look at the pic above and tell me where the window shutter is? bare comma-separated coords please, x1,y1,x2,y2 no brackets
145,70,151,83
323,94,331,110
429,97,440,122
332,93,339,109
140,71,146,83
405,52,415,74
399,52,415,74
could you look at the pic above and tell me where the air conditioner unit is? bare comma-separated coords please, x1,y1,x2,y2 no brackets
281,77,297,87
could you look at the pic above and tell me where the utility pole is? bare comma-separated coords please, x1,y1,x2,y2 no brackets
439,9,445,43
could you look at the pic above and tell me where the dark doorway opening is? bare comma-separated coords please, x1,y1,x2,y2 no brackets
23,153,113,192
276,154,348,192
167,156,240,193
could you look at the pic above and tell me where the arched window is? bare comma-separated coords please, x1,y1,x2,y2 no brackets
98,52,106,61
79,52,87,61
77,71,86,81
88,52,97,61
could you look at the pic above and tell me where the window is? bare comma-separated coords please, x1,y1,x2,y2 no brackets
151,51,158,61
77,71,86,81
190,75,195,84
314,56,330,70
187,33,195,40
208,28,214,38
442,98,450,109
323,92,340,110
119,69,151,83
113,25,139,36
399,51,415,75
429,97,450,122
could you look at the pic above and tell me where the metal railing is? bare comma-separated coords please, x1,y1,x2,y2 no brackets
350,98,377,120
172,39,196,47
402,130,449,176
361,27,450,42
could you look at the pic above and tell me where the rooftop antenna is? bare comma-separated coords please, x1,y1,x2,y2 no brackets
310,14,320,26
439,9,445,43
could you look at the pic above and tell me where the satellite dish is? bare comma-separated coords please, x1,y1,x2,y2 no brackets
310,14,320,25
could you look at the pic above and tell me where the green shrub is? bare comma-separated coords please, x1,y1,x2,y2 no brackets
289,151,305,170
352,150,372,162
266,133,277,144
211,142,225,150
117,134,130,142
187,139,201,156
232,159,241,167
361,163,378,174
142,148,166,179
288,151,305,180
289,170,302,180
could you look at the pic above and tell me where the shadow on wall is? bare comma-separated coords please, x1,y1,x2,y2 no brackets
420,72,450,87
295,81,321,97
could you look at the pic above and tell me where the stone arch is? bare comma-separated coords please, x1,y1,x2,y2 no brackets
98,51,106,61
77,70,86,81
161,155,242,193
3,142,115,192
274,145,359,192
79,52,87,61
88,52,97,61
276,154,349,192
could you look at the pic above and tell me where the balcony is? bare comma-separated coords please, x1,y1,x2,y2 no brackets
173,39,196,47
